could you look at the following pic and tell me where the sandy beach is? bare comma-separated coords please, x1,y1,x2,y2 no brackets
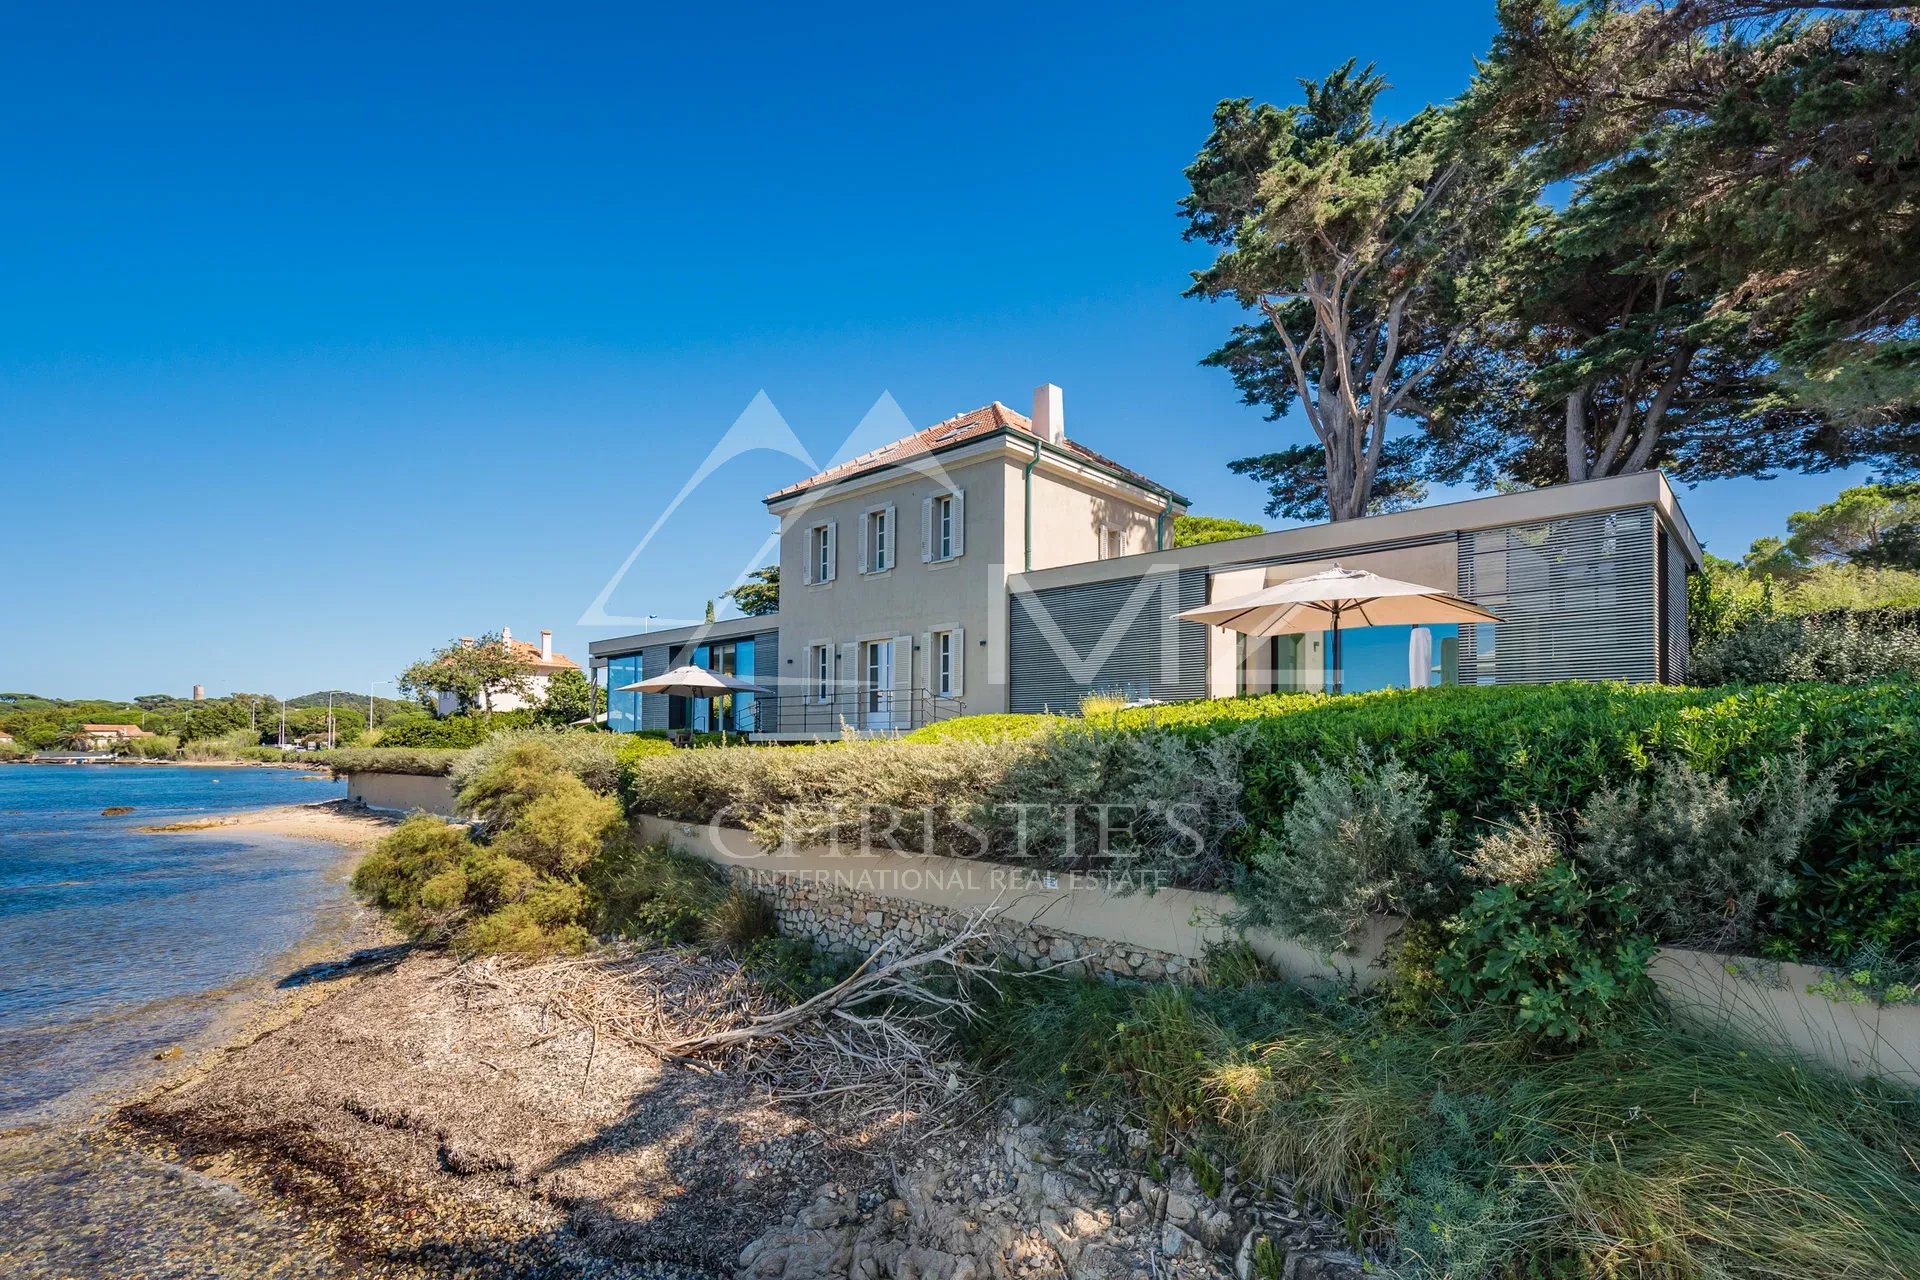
137,798,399,848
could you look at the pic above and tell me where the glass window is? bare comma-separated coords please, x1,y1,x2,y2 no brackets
935,631,953,697
607,655,640,733
867,508,889,571
811,525,832,582
814,645,831,702
934,495,954,559
1325,624,1460,694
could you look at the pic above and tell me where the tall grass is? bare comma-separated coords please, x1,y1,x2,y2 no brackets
971,975,1920,1279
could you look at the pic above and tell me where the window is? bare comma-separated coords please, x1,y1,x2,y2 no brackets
934,494,954,559
813,644,831,702
931,626,963,698
807,523,836,583
864,506,891,572
1101,526,1126,560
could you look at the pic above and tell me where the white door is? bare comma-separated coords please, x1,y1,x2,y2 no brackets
865,640,894,730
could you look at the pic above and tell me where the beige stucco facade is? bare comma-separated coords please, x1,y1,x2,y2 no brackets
764,434,1184,724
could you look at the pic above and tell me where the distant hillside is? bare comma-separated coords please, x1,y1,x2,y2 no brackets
287,691,415,719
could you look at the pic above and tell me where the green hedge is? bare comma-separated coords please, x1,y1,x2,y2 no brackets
315,747,463,777
1131,681,1920,955
902,713,1060,743
375,710,534,749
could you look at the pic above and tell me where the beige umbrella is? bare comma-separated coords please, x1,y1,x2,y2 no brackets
618,665,774,742
1176,566,1498,694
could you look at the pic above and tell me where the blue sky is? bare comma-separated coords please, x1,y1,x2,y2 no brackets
0,2,1868,699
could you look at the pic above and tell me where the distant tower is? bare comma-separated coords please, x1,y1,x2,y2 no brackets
192,684,205,701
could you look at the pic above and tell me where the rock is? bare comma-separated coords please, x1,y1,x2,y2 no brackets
153,1045,182,1061
1163,1190,1198,1227
1160,1223,1191,1257
102,806,136,816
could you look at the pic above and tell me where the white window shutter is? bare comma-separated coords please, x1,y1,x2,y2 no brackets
951,626,965,698
951,490,965,558
838,643,856,709
801,530,814,585
921,497,933,563
883,503,896,569
826,521,838,581
856,513,868,574
920,631,933,694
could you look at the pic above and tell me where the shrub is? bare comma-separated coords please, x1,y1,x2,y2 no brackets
491,777,623,877
1434,861,1657,1045
315,746,461,777
976,721,1252,887
376,710,534,749
451,726,620,797
625,737,1035,856
1463,806,1559,885
977,972,1920,1280
584,840,730,943
1694,612,1920,685
1236,747,1458,952
456,738,593,826
902,713,1060,743
351,815,485,939
120,734,180,759
704,886,777,951
1577,751,1836,950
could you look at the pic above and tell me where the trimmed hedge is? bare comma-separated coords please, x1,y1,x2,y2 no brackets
315,747,463,777
626,681,1920,959
1131,681,1920,955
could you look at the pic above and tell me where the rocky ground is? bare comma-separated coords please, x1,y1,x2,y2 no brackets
105,939,1368,1280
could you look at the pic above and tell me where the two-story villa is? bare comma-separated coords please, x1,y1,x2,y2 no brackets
593,384,1702,738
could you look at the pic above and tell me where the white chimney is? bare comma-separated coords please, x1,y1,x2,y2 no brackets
501,625,512,646
540,629,553,662
1032,383,1065,445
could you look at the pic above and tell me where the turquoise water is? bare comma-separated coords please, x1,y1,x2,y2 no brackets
0,764,347,1122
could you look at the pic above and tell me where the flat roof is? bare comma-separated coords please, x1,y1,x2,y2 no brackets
589,613,778,661
1012,471,1704,593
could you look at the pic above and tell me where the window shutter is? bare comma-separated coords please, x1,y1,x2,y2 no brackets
825,521,838,581
837,643,856,711
921,497,933,563
892,634,912,703
920,631,934,694
801,530,814,585
856,512,868,574
950,489,965,558
882,503,896,569
950,626,965,698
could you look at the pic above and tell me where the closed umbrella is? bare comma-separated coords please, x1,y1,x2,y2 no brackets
1176,566,1498,694
618,665,774,743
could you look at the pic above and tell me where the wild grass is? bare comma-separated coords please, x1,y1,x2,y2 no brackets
970,974,1920,1280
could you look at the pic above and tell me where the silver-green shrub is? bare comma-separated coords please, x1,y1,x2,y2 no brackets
1465,806,1561,885
976,721,1251,888
1693,613,1920,685
451,727,620,797
1575,750,1836,949
1237,746,1457,953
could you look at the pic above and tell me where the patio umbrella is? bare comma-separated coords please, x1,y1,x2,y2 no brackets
1176,566,1498,694
617,665,774,742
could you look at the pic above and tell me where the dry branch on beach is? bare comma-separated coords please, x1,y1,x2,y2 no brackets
446,905,1015,1128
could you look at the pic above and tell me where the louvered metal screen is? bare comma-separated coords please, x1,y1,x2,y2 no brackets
638,644,670,730
1008,566,1210,713
1456,507,1659,684
1660,529,1690,685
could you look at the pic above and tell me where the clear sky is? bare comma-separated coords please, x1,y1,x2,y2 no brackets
0,2,1869,700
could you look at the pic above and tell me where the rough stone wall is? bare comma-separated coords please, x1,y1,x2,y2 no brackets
729,871,1195,983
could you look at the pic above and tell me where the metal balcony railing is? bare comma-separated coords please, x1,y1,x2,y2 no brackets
753,686,965,739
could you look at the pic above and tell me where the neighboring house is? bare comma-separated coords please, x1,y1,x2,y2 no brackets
431,627,581,716
0,731,14,745
591,385,1702,739
77,723,153,748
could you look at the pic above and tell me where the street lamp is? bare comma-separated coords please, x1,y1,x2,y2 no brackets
369,679,393,733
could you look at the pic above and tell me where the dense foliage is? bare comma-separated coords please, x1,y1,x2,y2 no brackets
973,969,1920,1279
628,681,1920,963
315,746,463,777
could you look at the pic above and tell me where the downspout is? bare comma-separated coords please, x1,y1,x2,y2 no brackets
1157,492,1173,551
1023,438,1041,572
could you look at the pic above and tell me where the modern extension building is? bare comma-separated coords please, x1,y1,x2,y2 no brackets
591,386,1702,738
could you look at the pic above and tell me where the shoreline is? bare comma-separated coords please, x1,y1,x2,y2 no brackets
136,798,397,847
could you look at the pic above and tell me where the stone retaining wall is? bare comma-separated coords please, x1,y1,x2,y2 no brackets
732,869,1193,982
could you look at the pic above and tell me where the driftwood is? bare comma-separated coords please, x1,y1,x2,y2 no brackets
446,905,1019,1128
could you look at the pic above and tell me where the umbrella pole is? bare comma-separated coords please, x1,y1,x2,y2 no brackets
1331,605,1343,695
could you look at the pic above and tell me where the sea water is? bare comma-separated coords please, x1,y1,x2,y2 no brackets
0,764,347,1122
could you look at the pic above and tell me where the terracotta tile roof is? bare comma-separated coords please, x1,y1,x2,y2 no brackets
449,636,579,672
763,401,1180,503
80,723,150,736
